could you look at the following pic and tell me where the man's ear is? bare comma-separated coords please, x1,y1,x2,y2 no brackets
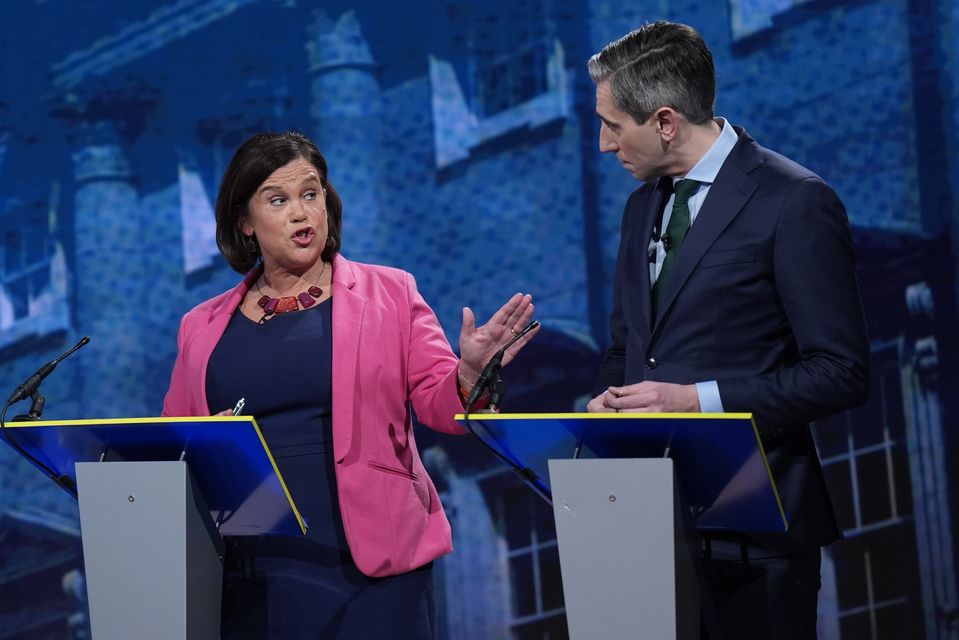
655,107,679,142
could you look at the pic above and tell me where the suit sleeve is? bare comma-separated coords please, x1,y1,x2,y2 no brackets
594,191,643,395
403,272,468,435
717,177,870,433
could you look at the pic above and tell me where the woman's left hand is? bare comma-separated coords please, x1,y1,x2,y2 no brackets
459,293,540,380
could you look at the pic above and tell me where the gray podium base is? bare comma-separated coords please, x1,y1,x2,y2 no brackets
76,461,225,640
549,458,700,640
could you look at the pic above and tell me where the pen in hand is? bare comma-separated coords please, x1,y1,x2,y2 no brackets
232,397,246,416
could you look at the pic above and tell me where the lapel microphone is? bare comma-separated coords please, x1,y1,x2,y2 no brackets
651,176,674,250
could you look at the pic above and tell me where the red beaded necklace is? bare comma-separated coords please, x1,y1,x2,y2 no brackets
255,262,327,323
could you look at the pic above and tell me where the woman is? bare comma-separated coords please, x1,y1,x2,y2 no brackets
161,131,538,638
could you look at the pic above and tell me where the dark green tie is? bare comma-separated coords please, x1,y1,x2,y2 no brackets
652,179,699,316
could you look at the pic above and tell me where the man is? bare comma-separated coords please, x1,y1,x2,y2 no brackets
586,22,869,639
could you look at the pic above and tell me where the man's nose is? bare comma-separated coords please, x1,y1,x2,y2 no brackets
599,126,617,152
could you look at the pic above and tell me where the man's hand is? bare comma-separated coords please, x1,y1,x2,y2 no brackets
586,393,610,413
586,381,701,413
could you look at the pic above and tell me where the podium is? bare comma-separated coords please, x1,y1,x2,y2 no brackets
0,416,305,640
457,412,786,640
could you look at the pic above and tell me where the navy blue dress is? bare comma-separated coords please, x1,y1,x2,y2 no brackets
206,300,435,639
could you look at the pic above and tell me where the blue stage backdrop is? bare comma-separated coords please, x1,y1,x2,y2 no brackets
1,1,958,638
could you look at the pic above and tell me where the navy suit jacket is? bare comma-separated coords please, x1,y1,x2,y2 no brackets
596,127,869,551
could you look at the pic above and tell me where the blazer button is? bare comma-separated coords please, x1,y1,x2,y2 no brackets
646,357,657,370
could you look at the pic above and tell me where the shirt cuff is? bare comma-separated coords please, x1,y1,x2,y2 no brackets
695,380,725,413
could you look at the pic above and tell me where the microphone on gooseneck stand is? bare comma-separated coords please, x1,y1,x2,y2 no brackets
464,320,540,413
487,379,507,413
462,321,550,504
464,352,504,412
1,336,92,497
7,336,91,405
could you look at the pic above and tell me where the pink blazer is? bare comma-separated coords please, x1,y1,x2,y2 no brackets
162,254,466,577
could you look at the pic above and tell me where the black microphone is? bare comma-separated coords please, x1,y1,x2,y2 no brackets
7,336,91,404
465,353,504,411
459,319,550,504
464,321,539,411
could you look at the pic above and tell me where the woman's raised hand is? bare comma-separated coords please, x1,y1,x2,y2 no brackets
458,293,539,379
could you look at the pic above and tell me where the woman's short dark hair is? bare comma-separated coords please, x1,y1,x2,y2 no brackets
215,131,343,273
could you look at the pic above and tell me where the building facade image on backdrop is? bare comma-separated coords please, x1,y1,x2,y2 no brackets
1,0,957,638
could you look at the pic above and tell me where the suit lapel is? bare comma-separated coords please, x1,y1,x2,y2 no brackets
330,255,367,462
630,179,670,337
193,268,260,414
652,132,762,332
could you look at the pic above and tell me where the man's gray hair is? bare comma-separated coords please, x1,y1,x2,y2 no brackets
588,21,715,125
